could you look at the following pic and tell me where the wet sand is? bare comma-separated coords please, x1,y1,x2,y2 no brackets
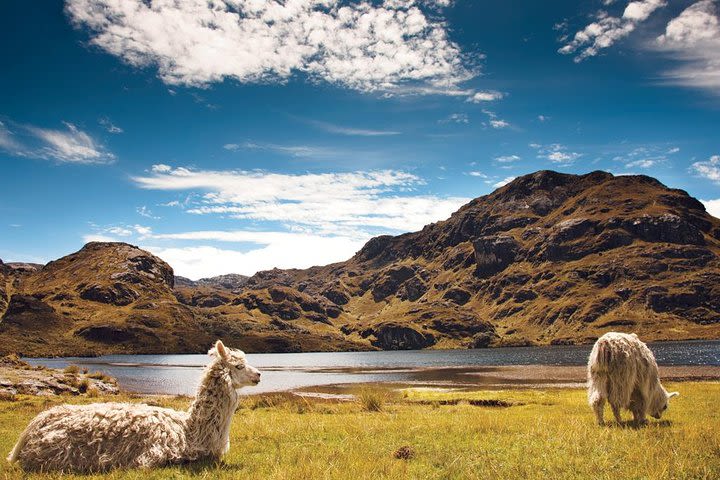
291,365,720,398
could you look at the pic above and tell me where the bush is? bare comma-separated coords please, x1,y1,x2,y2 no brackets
63,365,80,374
359,389,386,412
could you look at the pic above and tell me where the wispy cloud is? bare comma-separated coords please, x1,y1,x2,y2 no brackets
0,119,115,164
490,119,510,129
66,0,476,96
98,117,123,134
559,0,667,61
494,154,521,163
132,166,469,235
467,171,487,178
309,119,401,136
226,141,340,158
136,206,160,219
440,113,469,124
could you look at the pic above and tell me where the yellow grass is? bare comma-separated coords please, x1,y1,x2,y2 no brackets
0,382,718,479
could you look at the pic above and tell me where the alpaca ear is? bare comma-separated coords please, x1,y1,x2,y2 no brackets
214,340,229,361
668,391,679,399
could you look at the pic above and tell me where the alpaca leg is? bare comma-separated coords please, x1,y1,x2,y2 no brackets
610,403,622,424
591,396,606,425
632,409,647,426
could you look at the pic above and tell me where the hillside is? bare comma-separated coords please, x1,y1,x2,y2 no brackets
1,170,719,355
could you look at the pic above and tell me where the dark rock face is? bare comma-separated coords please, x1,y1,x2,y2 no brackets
624,214,705,245
473,236,518,277
0,295,63,329
372,265,417,301
399,276,427,301
75,325,138,343
370,324,436,350
322,287,350,305
79,283,139,306
356,235,394,262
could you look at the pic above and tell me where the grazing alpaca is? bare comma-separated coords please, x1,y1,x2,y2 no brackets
588,332,678,426
7,341,260,472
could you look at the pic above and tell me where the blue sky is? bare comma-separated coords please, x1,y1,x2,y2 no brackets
1,0,719,279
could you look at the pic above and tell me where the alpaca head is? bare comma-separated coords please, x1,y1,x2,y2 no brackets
209,340,261,388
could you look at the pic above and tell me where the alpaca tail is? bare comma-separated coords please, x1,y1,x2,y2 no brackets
6,426,30,464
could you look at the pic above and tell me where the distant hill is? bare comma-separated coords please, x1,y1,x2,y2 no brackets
1,170,719,355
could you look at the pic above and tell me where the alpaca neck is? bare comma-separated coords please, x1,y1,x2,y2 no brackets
185,364,239,458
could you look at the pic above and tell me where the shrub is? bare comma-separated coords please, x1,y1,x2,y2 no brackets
359,389,386,412
63,365,80,375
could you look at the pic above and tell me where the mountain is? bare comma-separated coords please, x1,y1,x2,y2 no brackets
1,170,719,355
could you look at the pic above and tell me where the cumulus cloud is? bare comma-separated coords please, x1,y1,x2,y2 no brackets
132,166,469,234
66,0,475,95
559,0,667,61
0,119,115,164
691,154,720,182
467,171,487,177
654,0,720,92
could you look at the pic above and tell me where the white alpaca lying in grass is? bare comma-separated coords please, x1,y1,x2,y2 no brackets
7,340,260,472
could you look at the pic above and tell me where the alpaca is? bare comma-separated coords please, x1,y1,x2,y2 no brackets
7,340,260,472
587,332,678,426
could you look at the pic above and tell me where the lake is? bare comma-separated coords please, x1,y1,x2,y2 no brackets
26,340,720,396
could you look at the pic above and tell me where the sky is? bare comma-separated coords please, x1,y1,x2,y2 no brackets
1,0,719,279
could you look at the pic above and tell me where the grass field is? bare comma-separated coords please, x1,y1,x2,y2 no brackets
0,382,718,479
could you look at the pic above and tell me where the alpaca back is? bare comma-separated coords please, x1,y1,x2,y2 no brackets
10,402,189,472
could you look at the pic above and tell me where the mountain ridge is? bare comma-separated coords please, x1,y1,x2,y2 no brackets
2,170,719,355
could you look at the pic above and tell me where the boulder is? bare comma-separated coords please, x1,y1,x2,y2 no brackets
624,214,705,245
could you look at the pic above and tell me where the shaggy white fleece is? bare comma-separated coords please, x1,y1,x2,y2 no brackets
587,332,678,425
7,341,260,472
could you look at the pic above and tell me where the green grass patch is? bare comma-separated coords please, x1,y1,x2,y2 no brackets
0,382,718,479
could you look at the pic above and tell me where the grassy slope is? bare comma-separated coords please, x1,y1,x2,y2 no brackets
0,383,718,479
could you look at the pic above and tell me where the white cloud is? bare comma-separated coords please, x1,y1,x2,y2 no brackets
0,120,115,164
66,0,475,95
530,143,582,165
489,119,510,129
691,154,720,182
538,115,549,122
467,171,487,177
467,90,504,103
493,176,516,188
133,166,469,234
702,198,720,219
654,0,720,92
668,147,680,154
559,0,667,61
494,154,520,163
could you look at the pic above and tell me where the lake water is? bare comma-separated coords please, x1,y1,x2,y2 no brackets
26,340,720,396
